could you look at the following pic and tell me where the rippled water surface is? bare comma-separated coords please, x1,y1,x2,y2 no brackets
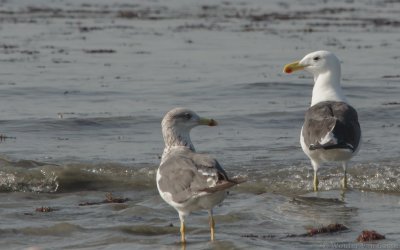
0,0,399,249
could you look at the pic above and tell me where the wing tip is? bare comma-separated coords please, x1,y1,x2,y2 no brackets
309,142,355,152
200,175,247,193
230,175,247,184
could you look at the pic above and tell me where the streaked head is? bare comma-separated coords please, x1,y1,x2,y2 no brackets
161,107,218,151
283,50,340,75
162,108,217,130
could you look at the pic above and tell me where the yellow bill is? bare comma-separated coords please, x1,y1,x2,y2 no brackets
283,61,305,74
199,117,218,126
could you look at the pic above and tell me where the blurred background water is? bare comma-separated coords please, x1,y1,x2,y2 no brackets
0,0,399,249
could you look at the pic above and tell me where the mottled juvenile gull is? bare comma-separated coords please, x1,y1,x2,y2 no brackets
156,107,244,243
283,51,361,192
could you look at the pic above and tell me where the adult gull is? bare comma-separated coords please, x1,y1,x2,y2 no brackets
283,50,361,192
156,107,244,243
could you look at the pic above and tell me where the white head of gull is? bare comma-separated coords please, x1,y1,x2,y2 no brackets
284,51,361,192
156,107,244,244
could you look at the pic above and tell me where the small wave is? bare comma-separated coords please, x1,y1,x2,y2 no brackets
0,222,83,236
119,225,177,236
21,223,84,236
0,157,399,193
241,81,310,90
0,157,157,193
236,162,400,194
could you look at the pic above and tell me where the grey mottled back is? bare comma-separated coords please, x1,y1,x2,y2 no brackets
302,101,361,151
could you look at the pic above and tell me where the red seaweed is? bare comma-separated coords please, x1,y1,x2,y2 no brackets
241,223,348,239
79,193,129,206
307,223,348,236
35,206,57,212
357,230,385,242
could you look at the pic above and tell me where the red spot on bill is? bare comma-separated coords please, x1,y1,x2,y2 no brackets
285,67,293,73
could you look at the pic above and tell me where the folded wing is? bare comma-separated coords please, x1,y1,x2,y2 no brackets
303,101,361,152
158,150,244,203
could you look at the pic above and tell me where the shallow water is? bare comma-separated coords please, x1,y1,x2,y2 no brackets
0,0,399,249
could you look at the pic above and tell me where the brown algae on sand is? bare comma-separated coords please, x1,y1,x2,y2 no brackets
357,230,385,242
307,223,348,236
35,207,58,212
79,193,129,206
241,223,349,239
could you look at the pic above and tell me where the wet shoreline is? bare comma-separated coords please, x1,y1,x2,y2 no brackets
0,0,399,249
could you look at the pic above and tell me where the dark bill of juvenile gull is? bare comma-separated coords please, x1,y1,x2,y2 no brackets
283,50,361,192
156,107,245,244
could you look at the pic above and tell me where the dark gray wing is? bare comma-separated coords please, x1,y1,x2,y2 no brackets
158,150,240,204
303,101,361,152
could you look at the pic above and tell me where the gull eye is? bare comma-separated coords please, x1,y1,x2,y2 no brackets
313,56,320,61
183,113,192,120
